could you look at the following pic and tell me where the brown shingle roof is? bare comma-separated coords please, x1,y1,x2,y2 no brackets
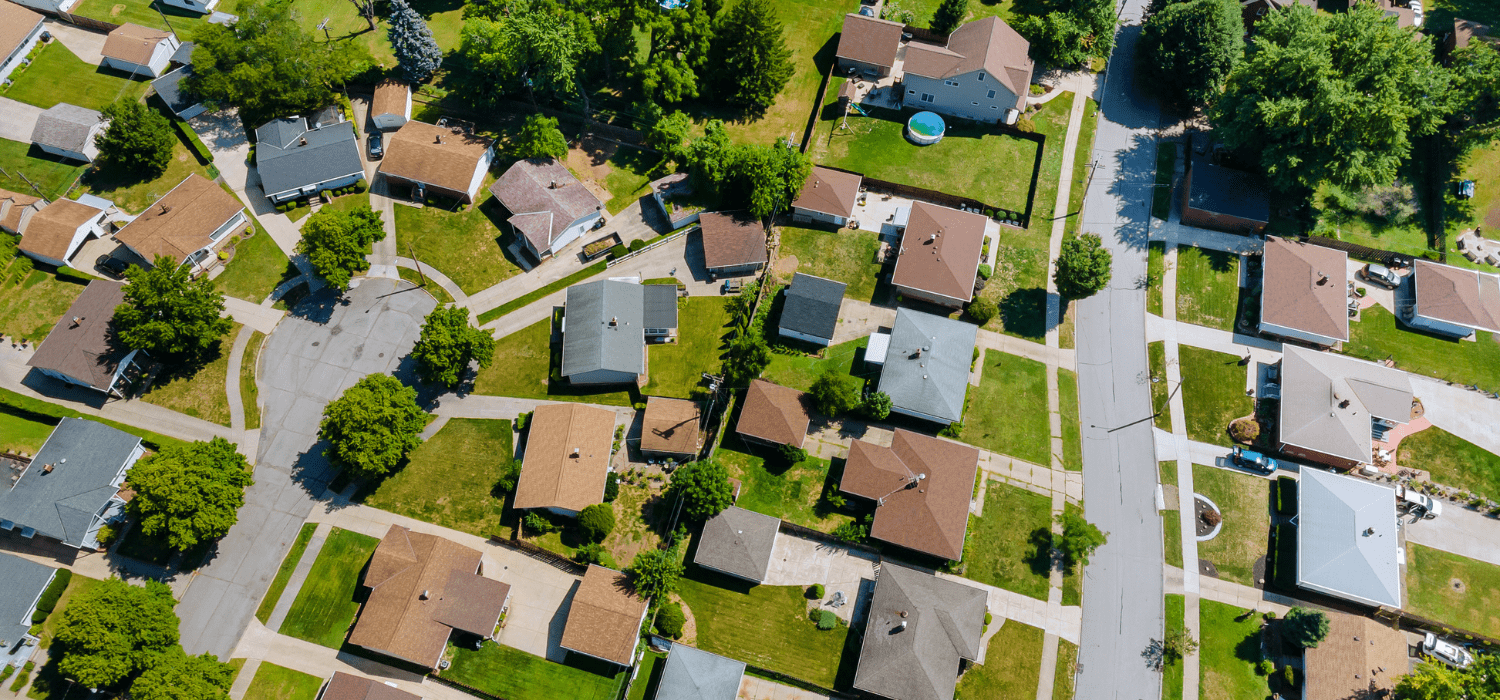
836,13,905,68
891,201,985,303
1260,236,1349,342
1413,259,1500,334
560,565,647,665
640,397,701,457
735,380,811,448
1302,611,1411,700
26,280,131,391
19,199,104,262
114,174,244,265
902,17,1033,111
488,158,602,254
791,166,861,219
840,430,979,560
0,187,44,235
514,403,616,512
698,211,765,270
371,78,410,119
348,525,489,668
0,3,41,61
102,23,172,66
380,121,493,195
320,672,422,700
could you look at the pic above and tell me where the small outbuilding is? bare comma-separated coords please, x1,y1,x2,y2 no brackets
698,211,766,278
559,565,649,667
30,103,105,163
778,272,845,347
1181,153,1270,235
693,506,780,584
640,396,701,461
101,23,179,78
790,166,861,227
835,13,905,78
15,198,109,268
735,379,811,449
151,67,206,119
370,78,412,131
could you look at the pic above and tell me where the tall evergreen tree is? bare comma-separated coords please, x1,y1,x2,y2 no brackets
932,0,969,34
710,0,793,109
389,0,443,82
1138,0,1242,109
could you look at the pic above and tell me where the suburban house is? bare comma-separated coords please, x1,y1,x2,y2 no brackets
0,417,143,549
1447,18,1493,52
1397,259,1500,339
1259,236,1349,347
114,174,248,276
778,273,845,346
655,644,747,700
835,13,905,78
1296,468,1402,609
26,280,144,396
891,201,986,308
852,563,987,700
1301,611,1412,700
489,158,604,262
0,3,44,85
0,187,45,236
560,280,678,385
347,524,512,669
169,41,194,68
31,104,106,163
512,403,617,517
640,396,701,461
790,166,861,227
379,121,494,204
0,554,55,668
841,430,979,561
698,211,766,278
693,506,780,584
876,308,978,425
151,67,205,119
901,16,1033,125
254,112,364,203
1181,153,1271,235
371,78,412,130
735,379,812,449
318,672,422,700
100,23,179,78
16,198,109,268
559,565,649,667
1275,346,1413,470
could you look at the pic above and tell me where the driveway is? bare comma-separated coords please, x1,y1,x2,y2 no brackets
0,98,41,143
761,533,878,623
43,20,107,65
1405,504,1500,568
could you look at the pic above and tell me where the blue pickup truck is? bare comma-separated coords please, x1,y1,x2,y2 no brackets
1231,446,1278,474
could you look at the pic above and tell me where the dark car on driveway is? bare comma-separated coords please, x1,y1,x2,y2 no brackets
1360,263,1400,289
367,131,384,160
96,255,131,278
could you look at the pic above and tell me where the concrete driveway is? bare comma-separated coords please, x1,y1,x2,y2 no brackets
761,533,878,623
0,98,41,143
1405,503,1500,567
43,20,107,65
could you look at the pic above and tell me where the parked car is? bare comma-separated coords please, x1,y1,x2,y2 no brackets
1395,484,1442,519
1360,263,1400,289
96,255,131,278
1410,0,1423,25
1231,446,1278,474
1423,633,1473,668
367,131,384,160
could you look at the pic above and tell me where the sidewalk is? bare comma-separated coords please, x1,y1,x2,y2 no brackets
1160,228,1203,700
222,296,286,335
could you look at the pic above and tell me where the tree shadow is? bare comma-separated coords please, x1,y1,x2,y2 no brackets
1100,131,1163,254
1026,527,1054,578
998,287,1048,339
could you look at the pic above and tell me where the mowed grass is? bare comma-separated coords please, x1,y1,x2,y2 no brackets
676,569,849,687
1058,367,1082,471
286,0,466,66
70,0,244,36
0,411,54,455
3,42,150,111
279,528,380,649
717,441,852,533
777,226,883,303
140,323,240,426
1178,346,1252,447
963,480,1052,600
962,350,1051,465
0,139,86,200
1174,246,1240,332
241,662,324,700
1053,638,1079,700
472,318,633,406
241,330,266,430
1062,96,1099,240
641,297,730,399
1148,341,1172,427
1162,594,1185,700
1147,242,1164,317
760,336,868,392
0,263,87,341
363,418,512,538
394,193,524,296
889,0,1014,28
1406,543,1500,638
215,228,291,303
78,139,218,215
1344,305,1500,393
955,619,1044,700
445,643,624,700
1192,466,1270,587
1398,426,1500,503
715,0,857,145
1199,600,1273,700
255,523,318,625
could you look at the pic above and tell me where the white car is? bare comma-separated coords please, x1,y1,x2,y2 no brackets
1423,633,1474,668
1410,0,1423,26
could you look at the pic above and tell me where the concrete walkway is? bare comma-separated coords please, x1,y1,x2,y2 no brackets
1163,565,1294,614
431,393,635,423
395,256,469,307
933,571,1083,645
976,329,1078,372
222,296,286,335
263,522,333,633
231,622,476,700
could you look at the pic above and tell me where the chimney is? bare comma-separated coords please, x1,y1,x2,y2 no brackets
1364,527,1376,536
1339,399,1351,409
896,620,907,631
420,590,430,600
69,316,82,328
43,463,54,474
299,137,308,147
549,180,557,189
436,134,445,144
1317,272,1328,285
572,448,580,458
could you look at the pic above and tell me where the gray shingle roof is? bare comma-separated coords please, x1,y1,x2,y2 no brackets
31,104,103,153
254,116,363,197
643,284,679,330
656,644,746,700
0,418,138,547
0,553,54,654
854,564,986,700
692,506,779,582
151,67,199,117
562,280,646,377
170,40,194,65
876,309,978,424
1296,468,1402,608
1278,346,1412,465
779,273,845,341
1186,155,1271,222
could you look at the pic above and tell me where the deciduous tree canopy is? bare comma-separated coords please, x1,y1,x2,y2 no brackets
52,578,180,689
514,114,569,159
320,373,426,479
667,459,734,520
298,205,386,290
126,437,254,552
96,100,174,177
1054,233,1113,300
129,648,235,700
1014,0,1116,67
412,306,497,388
113,258,233,363
1138,0,1242,109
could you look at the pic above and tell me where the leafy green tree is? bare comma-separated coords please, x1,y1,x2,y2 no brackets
862,391,891,420
966,296,998,324
1451,42,1500,145
1054,233,1112,300
667,459,734,520
1161,628,1198,665
126,437,254,552
1209,4,1452,191
932,0,969,34
297,204,386,290
1054,509,1107,566
710,0,793,109
1015,0,1116,67
724,334,772,385
778,442,807,464
320,374,426,480
737,142,811,218
412,306,497,388
389,0,443,82
96,100,174,177
514,114,569,159
577,503,616,542
113,258,233,363
648,110,694,162
639,0,714,103
129,648,235,700
52,578,179,689
687,119,734,194
629,547,683,600
1280,607,1330,648
1138,0,1242,109
655,601,686,638
459,2,582,109
810,369,861,416
1394,663,1467,700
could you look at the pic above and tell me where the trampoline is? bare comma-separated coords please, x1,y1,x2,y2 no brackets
906,111,946,145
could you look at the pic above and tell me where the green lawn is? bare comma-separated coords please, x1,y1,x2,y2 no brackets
241,662,324,700
1174,246,1240,332
1162,595,1185,700
0,411,53,455
1152,142,1176,220
215,227,292,303
760,336,868,392
886,0,1013,28
1147,242,1164,317
676,570,849,687
1343,305,1500,394
716,441,852,533
1406,543,1500,638
285,0,465,67
626,652,664,700
241,330,265,431
400,266,455,305
1053,638,1078,700
140,323,239,427
1148,341,1172,427
777,226,883,303
1062,97,1100,240
955,620,1044,700
3,42,150,111
256,523,318,625
594,148,663,215
1163,511,1183,569
971,228,1054,342
445,641,624,700
78,139,218,215
961,350,1051,465
363,418,512,537
641,297,730,398
394,192,525,296
474,261,607,325
1398,427,1500,503
69,0,245,36
279,528,380,649
472,318,634,406
1178,346,1252,447
963,480,1053,600
1058,367,1082,471
1449,135,1499,262
1193,466,1271,587
0,139,86,200
1199,600,1273,700
0,262,87,342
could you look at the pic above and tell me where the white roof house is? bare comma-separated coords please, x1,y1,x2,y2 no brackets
1296,468,1402,609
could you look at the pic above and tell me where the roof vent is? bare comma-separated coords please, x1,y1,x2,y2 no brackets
572,448,580,458
420,590,430,600
1339,399,1350,409
1316,272,1328,286
549,180,557,189
43,463,54,474
896,620,907,631
159,204,171,215
1364,527,1376,536
436,134,445,144
299,137,308,147
609,317,618,327
899,610,908,618
69,316,82,328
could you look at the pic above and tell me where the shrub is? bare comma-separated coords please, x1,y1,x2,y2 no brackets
604,472,620,502
938,420,964,438
967,297,998,324
977,264,992,279
1282,607,1330,648
778,443,808,465
96,525,119,546
31,569,72,622
984,611,993,625
574,542,617,569
1263,611,1277,620
578,504,616,543
609,244,628,259
629,239,647,252
523,511,554,534
1229,418,1260,443
816,610,837,630
1015,116,1036,133
0,666,11,683
10,670,27,692
1276,477,1298,516
656,602,686,638
832,520,868,544
810,583,825,599
1029,84,1045,95
633,402,647,411
1257,660,1274,675
354,180,368,194
1282,665,1296,687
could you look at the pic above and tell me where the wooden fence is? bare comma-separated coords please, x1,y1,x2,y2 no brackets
1295,235,1419,268
50,11,120,32
488,535,587,575
902,24,949,45
1374,606,1500,651
800,62,838,154
812,163,1029,227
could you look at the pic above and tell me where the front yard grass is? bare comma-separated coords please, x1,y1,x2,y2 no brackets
472,318,633,406
716,441,852,533
1058,367,1082,471
241,330,265,430
887,0,1014,28
78,139,217,215
776,226,883,303
1174,246,1240,332
1053,638,1079,700
444,641,624,700
362,418,512,538
963,480,1052,600
1148,341,1172,427
676,568,849,687
1178,346,1252,447
241,662,323,700
1406,543,1500,638
1162,594,1185,700
1147,242,1164,317
1152,142,1177,220
140,323,240,427
256,522,317,625
1192,466,1271,587
1062,96,1100,240
394,193,524,296
0,262,87,341
474,261,607,325
971,225,1052,340
1199,600,1273,700
279,527,381,649
0,138,86,200
3,42,149,111
955,619,1044,700
1398,426,1500,503
641,297,730,399
215,227,291,303
760,336,868,392
961,350,1051,465
1343,304,1500,393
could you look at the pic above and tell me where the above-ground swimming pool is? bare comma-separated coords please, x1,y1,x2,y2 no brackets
906,111,946,145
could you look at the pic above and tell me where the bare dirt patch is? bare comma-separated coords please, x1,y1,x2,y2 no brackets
566,137,621,204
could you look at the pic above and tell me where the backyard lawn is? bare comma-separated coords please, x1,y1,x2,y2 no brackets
716,442,853,533
971,224,1053,341
69,0,246,36
279,528,380,649
140,323,241,427
777,226,883,302
445,642,624,700
954,619,1044,700
963,480,1053,600
1175,246,1240,332
241,662,324,700
641,297,731,398
760,336,868,392
1162,595,1185,700
962,350,1051,465
1398,426,1500,502
0,138,85,201
0,262,88,341
3,42,150,111
1406,543,1500,638
1178,346,1252,447
885,0,1013,29
472,318,633,406
394,193,525,296
78,139,218,215
215,227,291,303
241,331,266,430
256,523,317,625
676,569,849,687
1059,368,1082,471
0,411,53,455
1193,465,1271,587
627,652,664,700
1343,305,1500,393
363,418,512,538
1199,600,1273,700
1147,242,1164,317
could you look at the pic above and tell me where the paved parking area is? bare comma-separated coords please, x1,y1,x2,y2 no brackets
762,533,878,622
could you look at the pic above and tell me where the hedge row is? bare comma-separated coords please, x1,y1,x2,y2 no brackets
30,569,71,623
1276,477,1297,516
174,120,214,165
274,182,368,213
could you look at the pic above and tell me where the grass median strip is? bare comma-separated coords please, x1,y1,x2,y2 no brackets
255,523,318,625
279,528,380,649
476,261,608,326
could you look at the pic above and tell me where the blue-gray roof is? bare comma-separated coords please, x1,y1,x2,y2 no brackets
779,273,845,341
1296,468,1402,608
656,644,746,700
0,553,54,654
562,280,646,377
170,41,194,65
876,309,977,424
0,418,139,548
1186,156,1271,222
151,67,199,117
643,284,678,330
254,116,363,197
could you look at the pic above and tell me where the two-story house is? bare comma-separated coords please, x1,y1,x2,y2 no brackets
900,16,1033,125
